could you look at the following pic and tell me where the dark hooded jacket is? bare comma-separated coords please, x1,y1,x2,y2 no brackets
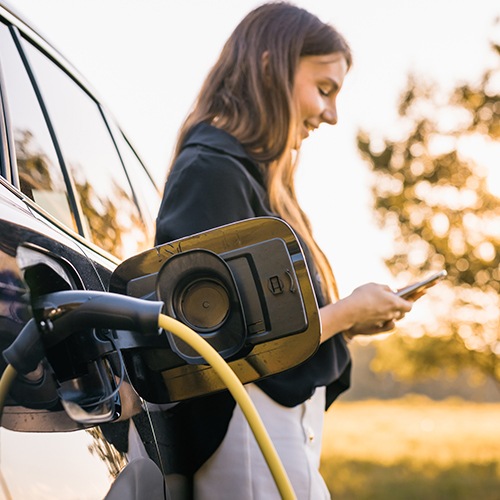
155,122,351,474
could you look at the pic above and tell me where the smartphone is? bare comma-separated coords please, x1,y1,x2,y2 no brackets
396,270,447,300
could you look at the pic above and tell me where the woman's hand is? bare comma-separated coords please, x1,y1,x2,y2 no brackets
319,282,413,343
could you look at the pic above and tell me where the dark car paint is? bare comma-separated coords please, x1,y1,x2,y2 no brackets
0,3,164,499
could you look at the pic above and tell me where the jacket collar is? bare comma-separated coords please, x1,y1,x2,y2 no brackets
183,122,265,186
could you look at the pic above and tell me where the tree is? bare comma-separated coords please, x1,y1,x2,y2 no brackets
356,34,500,386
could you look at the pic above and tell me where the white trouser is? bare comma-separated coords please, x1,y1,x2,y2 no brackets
194,384,330,500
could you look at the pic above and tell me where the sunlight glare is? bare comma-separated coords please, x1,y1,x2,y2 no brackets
458,134,500,197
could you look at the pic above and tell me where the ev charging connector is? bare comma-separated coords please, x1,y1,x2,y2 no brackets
3,291,163,424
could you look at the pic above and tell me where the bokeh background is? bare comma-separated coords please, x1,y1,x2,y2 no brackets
12,1,500,497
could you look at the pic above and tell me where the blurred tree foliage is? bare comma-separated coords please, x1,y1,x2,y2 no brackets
357,33,500,386
87,427,126,478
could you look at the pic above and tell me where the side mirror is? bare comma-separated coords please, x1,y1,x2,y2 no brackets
109,217,320,403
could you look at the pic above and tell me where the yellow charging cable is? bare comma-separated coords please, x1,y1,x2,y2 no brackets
158,314,297,500
0,364,17,421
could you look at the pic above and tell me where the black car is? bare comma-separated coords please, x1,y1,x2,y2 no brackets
0,2,167,498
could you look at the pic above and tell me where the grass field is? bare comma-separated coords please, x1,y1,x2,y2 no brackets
320,396,500,499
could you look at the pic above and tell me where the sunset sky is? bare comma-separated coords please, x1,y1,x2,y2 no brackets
13,0,500,296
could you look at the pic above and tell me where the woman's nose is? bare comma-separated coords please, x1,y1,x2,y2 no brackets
321,104,337,125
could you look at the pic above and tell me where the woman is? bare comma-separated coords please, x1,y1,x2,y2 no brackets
156,3,412,498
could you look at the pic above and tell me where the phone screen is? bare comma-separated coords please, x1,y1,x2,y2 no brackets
396,270,447,300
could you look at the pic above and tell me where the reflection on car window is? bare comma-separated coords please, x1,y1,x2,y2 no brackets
0,23,76,231
22,38,148,260
108,119,160,239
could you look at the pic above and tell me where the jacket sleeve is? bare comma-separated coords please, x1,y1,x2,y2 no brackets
155,148,260,245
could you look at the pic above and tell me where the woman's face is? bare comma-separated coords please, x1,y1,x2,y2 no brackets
292,52,349,146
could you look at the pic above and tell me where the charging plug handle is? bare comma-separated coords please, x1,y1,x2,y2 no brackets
3,319,43,375
35,291,164,347
3,291,164,373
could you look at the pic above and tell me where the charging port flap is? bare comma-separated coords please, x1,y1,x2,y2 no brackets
109,217,321,403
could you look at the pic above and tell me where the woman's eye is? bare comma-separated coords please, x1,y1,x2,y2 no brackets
319,88,330,97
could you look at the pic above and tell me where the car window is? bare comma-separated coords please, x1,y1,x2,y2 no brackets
21,37,149,260
108,119,161,238
0,22,77,231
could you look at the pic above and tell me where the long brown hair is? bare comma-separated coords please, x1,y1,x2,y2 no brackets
170,2,352,301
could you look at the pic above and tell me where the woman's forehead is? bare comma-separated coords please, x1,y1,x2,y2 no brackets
297,54,349,80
